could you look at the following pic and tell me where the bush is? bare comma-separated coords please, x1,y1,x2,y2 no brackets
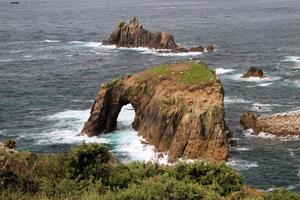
103,175,208,200
166,162,243,196
264,188,300,200
66,143,112,182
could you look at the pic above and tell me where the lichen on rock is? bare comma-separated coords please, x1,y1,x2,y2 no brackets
81,61,229,161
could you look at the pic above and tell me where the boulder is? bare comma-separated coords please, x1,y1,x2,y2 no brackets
240,112,300,137
241,67,264,78
82,61,229,162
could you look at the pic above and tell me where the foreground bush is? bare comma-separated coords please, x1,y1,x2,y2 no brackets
1,143,300,200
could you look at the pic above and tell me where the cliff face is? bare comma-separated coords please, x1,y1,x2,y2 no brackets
241,112,300,137
82,61,229,161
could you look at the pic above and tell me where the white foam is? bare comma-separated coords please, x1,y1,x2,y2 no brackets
227,158,258,170
234,147,251,151
158,6,176,10
243,129,300,141
0,59,14,62
288,148,295,157
103,104,167,163
229,73,281,82
282,56,300,63
250,102,281,112
69,41,202,57
258,82,273,87
215,68,235,75
44,40,60,43
297,170,300,178
224,96,252,104
37,109,108,144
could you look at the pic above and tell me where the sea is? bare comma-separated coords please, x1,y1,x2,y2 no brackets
0,0,300,192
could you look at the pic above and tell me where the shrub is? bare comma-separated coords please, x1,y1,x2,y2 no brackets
167,162,243,196
66,143,112,182
102,175,208,200
264,188,300,200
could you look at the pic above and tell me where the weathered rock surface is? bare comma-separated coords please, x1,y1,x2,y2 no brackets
82,61,229,161
102,18,215,53
240,112,300,137
241,67,264,78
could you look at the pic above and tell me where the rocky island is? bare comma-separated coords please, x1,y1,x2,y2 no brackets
82,61,229,161
102,18,214,53
241,67,264,78
240,112,300,137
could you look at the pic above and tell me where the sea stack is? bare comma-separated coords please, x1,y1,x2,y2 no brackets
241,67,264,78
240,111,300,137
102,18,214,53
81,61,229,162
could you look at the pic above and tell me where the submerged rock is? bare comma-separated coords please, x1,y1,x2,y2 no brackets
206,44,215,53
82,61,229,162
102,18,213,54
241,67,264,78
240,112,300,137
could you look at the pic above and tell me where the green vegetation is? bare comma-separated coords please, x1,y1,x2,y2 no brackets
149,64,172,77
180,63,216,86
1,143,299,200
148,62,216,86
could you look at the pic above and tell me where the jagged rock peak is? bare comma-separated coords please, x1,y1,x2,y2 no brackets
81,61,229,162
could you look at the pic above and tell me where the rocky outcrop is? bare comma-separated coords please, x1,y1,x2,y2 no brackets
241,67,264,78
102,18,215,53
82,61,229,162
240,112,300,137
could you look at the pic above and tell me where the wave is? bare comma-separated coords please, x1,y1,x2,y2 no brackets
44,40,60,43
243,129,300,141
68,41,203,57
231,147,251,151
229,74,281,82
250,102,282,112
282,56,300,63
227,158,258,171
215,68,235,75
158,6,176,10
288,148,295,157
258,82,273,87
0,59,14,62
224,96,252,104
37,109,108,145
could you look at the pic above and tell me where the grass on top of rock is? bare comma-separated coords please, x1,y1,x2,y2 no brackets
148,61,216,86
1,143,300,200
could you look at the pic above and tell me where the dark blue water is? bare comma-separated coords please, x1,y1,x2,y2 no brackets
1,0,300,192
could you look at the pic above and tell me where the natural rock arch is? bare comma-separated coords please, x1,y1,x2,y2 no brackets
82,61,229,162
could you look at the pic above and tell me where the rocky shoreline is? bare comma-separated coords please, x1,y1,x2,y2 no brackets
240,112,300,137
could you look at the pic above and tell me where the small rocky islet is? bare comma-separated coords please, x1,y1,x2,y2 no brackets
102,17,214,53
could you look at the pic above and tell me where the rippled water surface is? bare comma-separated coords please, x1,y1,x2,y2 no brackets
0,0,300,192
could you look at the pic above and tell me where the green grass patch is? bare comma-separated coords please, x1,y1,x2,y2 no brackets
180,63,216,86
149,64,171,77
148,62,216,86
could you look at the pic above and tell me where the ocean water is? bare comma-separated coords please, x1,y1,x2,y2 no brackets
1,0,300,192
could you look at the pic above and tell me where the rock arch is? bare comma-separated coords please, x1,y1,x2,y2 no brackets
82,61,229,162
